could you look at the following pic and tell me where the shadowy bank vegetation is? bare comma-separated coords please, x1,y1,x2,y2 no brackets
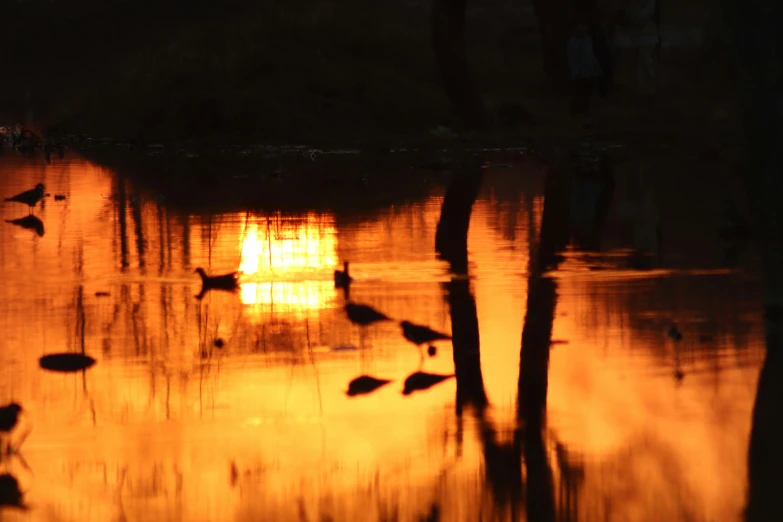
5,0,495,143
3,0,737,146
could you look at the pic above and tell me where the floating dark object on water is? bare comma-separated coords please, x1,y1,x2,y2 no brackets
344,303,391,327
427,345,437,357
667,323,683,341
54,194,66,201
402,372,455,395
95,291,110,297
39,353,97,373
331,344,358,352
674,369,685,382
4,183,44,213
334,261,353,288
194,268,239,300
0,473,25,509
346,375,392,397
5,215,44,237
214,338,225,348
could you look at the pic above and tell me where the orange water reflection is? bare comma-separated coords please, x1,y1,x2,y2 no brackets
0,153,766,522
237,213,338,314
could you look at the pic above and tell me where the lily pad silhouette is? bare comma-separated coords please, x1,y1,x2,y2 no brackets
39,353,97,373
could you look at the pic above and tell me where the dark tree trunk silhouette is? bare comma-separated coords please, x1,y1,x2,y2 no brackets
745,347,783,522
430,0,489,129
720,2,783,521
435,155,485,274
531,0,571,82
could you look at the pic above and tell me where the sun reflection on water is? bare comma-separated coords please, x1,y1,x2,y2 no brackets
237,213,338,313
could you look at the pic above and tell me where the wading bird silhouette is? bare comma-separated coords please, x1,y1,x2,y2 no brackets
4,184,45,214
400,320,451,364
344,302,392,347
346,375,392,397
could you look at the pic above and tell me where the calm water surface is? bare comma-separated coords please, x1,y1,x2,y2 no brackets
0,151,765,521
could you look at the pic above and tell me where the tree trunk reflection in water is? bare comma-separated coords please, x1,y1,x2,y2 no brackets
116,175,130,270
435,155,485,274
437,157,575,520
719,1,783,520
131,193,146,269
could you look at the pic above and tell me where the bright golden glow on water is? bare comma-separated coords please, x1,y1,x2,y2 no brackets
236,213,338,314
0,154,767,522
238,212,338,276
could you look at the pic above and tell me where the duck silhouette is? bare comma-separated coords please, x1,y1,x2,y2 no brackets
194,268,239,300
346,375,392,397
667,322,683,341
402,372,455,395
5,215,44,236
4,184,45,214
0,403,22,454
334,261,353,288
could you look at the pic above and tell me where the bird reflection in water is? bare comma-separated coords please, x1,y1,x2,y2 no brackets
0,403,30,457
346,375,392,397
5,215,44,236
402,372,455,396
0,473,25,510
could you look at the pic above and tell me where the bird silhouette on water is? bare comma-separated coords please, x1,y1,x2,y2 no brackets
345,302,391,326
402,372,455,395
0,403,23,454
346,375,392,397
194,268,239,300
334,261,353,288
5,215,44,236
344,302,392,348
4,184,45,214
401,320,451,363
